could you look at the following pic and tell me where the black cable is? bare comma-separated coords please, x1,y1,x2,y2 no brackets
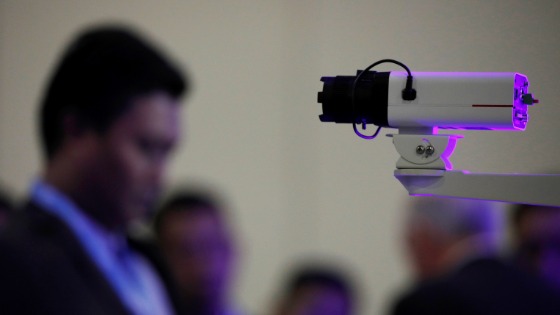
351,59,415,140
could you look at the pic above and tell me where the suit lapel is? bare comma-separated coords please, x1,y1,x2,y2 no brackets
26,202,131,315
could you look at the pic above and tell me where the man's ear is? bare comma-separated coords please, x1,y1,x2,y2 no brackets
59,113,98,159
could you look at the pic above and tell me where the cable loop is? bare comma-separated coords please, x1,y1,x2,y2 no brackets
351,59,413,140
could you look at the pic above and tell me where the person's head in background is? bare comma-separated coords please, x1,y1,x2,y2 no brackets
154,188,237,315
273,264,355,315
403,196,503,281
0,189,14,227
40,24,187,231
510,204,560,288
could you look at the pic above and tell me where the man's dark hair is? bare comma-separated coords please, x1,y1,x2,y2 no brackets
510,203,533,232
510,204,560,234
285,265,353,298
40,24,188,159
154,189,223,236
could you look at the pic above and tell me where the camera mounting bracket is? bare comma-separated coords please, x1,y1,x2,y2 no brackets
390,127,560,207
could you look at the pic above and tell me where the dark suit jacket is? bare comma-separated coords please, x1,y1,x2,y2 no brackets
390,257,560,315
0,201,186,315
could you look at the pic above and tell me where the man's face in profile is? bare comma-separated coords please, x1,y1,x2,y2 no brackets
82,91,181,228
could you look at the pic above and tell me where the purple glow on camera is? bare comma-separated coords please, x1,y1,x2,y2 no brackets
417,72,514,79
441,136,459,170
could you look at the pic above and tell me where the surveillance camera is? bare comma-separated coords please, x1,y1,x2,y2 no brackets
315,60,560,207
317,68,537,132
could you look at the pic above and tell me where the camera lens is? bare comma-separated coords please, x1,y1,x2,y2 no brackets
317,71,391,127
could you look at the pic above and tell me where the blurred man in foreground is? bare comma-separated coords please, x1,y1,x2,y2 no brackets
391,197,560,315
0,25,188,314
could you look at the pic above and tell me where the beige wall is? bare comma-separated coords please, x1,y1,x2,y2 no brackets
1,1,559,314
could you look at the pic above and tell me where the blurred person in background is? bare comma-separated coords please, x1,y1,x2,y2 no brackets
154,188,245,315
509,203,560,290
390,197,560,315
0,188,14,227
271,263,355,315
0,24,189,314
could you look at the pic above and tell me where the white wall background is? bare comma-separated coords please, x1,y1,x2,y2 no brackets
1,1,559,314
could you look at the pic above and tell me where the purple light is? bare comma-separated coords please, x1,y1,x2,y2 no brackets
416,72,518,79
441,136,458,170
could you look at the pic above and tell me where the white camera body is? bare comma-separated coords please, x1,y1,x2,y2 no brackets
388,71,531,130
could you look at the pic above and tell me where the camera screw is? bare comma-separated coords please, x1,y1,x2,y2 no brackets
426,145,435,156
